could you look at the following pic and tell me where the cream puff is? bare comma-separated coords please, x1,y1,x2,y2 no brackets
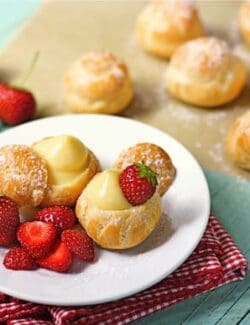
136,0,205,58
165,37,247,107
64,51,134,114
32,135,101,207
115,143,176,196
239,1,250,44
0,145,48,207
226,110,250,170
76,168,162,249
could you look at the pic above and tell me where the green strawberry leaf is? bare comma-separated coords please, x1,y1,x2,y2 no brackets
134,162,158,187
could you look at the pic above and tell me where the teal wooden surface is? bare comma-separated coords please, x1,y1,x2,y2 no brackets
0,0,40,48
0,2,249,325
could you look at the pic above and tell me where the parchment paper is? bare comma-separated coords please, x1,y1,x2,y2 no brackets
0,0,249,180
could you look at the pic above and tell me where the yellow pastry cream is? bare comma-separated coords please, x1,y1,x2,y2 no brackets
32,135,89,186
86,169,132,210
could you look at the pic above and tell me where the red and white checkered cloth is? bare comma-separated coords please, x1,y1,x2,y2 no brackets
0,215,247,325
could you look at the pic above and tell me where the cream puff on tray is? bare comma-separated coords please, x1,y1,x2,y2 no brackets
166,37,247,107
64,51,134,114
226,110,250,170
239,1,250,44
136,0,205,58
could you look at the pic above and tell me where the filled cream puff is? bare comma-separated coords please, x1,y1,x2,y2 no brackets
239,1,250,44
76,168,162,249
165,37,247,107
136,0,205,58
115,143,176,196
64,51,134,114
226,110,250,170
32,135,100,207
0,145,48,207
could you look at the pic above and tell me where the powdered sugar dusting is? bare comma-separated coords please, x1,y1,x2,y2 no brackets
81,51,126,81
0,145,48,207
152,0,198,33
183,37,230,70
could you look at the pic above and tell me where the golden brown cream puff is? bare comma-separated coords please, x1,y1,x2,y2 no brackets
64,51,134,114
0,145,48,207
226,110,250,170
115,143,176,196
136,0,205,58
239,1,250,44
165,37,247,107
75,168,162,249
32,135,101,207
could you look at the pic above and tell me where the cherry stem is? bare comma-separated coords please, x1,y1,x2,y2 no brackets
16,51,40,87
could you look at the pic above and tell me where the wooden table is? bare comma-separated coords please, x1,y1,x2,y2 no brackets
0,1,249,324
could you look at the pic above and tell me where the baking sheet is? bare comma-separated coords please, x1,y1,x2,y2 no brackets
0,0,249,180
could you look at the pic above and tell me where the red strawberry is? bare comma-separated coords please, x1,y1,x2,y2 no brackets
62,229,95,262
0,84,36,126
0,196,20,247
37,241,72,272
119,162,158,206
35,206,76,233
3,247,36,270
17,221,57,258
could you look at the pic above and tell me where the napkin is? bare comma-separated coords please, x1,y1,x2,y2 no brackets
0,215,247,325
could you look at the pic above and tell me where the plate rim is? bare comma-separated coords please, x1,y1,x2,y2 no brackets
0,114,210,306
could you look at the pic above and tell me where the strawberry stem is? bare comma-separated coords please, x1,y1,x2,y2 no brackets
15,51,40,88
134,162,158,186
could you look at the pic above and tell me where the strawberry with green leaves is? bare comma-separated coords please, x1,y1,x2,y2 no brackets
0,84,36,125
119,162,158,205
0,52,39,125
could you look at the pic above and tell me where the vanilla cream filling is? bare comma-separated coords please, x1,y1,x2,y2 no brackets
32,135,89,185
86,169,131,210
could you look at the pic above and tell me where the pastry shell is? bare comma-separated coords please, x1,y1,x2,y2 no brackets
136,0,205,58
64,51,134,114
239,1,250,44
115,143,176,196
39,149,101,207
165,37,247,107
76,190,162,250
0,145,48,207
226,110,250,170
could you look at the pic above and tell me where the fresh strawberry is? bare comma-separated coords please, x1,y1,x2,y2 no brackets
35,206,76,233
119,162,158,206
0,196,20,247
61,229,95,262
17,221,57,258
0,83,36,126
37,241,72,272
3,247,36,270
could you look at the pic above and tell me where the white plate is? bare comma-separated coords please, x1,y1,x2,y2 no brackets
0,114,210,306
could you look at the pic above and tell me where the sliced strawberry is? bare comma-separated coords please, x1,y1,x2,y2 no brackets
17,221,57,258
61,229,95,262
35,206,76,233
3,247,36,270
37,241,72,272
0,196,20,247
